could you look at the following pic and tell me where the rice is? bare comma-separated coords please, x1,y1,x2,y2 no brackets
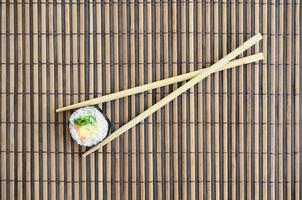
69,106,109,147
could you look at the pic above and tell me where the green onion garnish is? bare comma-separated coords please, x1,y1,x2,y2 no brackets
74,115,96,126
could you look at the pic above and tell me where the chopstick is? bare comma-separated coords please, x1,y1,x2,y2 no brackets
56,53,263,112
82,33,263,157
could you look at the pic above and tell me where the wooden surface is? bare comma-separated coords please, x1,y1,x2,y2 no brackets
0,1,301,199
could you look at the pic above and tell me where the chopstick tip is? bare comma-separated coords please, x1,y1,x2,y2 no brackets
255,32,263,40
259,52,264,59
82,152,89,158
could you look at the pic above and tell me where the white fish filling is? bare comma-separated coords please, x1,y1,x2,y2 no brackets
69,106,109,147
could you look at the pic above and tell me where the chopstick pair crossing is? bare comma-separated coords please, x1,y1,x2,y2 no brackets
82,33,263,157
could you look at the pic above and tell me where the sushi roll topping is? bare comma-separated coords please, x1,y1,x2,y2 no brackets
73,114,98,140
73,115,96,126
79,125,98,138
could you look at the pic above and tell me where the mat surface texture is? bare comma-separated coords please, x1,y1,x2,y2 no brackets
0,1,301,199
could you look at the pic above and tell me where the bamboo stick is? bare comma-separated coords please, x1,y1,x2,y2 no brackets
56,53,263,112
82,33,263,157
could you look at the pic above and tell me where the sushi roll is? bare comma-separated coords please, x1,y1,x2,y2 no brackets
69,106,110,147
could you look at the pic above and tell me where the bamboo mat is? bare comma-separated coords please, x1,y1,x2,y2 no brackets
0,0,301,199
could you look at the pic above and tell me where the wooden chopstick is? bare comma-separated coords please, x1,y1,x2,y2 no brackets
56,53,263,112
82,33,263,157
